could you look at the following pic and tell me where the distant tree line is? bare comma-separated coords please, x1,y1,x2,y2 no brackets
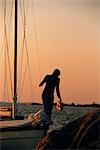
57,101,100,108
31,102,100,108
1,101,100,108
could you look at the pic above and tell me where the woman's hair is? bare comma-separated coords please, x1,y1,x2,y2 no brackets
52,69,60,76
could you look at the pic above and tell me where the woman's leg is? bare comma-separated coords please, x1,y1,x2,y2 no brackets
48,100,53,118
42,95,53,118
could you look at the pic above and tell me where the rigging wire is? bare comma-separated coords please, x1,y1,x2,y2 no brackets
6,77,10,102
24,34,34,100
0,0,13,62
19,0,41,101
17,0,25,98
1,0,41,102
4,43,10,102
32,0,41,80
3,0,8,101
2,0,13,100
19,63,28,101
6,0,13,99
23,0,34,101
3,44,7,101
18,0,34,101
18,0,28,96
7,0,14,101
3,0,7,101
0,37,5,62
18,0,28,100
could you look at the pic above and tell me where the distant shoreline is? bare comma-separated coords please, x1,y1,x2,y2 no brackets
0,102,100,108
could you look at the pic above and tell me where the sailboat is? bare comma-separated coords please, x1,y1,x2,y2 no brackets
0,0,48,149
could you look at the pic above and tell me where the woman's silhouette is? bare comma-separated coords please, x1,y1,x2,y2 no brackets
39,69,62,119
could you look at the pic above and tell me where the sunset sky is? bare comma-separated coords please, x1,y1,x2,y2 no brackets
0,0,100,104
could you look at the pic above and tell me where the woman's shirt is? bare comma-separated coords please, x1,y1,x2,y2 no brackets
41,75,61,98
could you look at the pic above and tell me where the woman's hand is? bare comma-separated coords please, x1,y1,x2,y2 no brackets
56,100,63,111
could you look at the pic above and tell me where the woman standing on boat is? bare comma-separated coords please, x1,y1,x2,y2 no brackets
39,69,62,119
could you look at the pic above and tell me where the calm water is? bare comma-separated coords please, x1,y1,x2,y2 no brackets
16,104,98,132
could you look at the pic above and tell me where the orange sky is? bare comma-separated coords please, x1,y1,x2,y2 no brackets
0,0,100,104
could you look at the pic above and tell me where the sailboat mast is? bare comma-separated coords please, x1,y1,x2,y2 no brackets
12,0,18,119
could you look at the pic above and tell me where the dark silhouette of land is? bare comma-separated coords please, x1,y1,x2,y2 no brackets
0,101,100,108
54,102,100,108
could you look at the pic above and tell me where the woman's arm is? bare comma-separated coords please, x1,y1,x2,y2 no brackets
39,75,47,87
56,78,62,102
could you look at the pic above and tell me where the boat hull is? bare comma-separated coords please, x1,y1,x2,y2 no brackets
0,128,47,150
